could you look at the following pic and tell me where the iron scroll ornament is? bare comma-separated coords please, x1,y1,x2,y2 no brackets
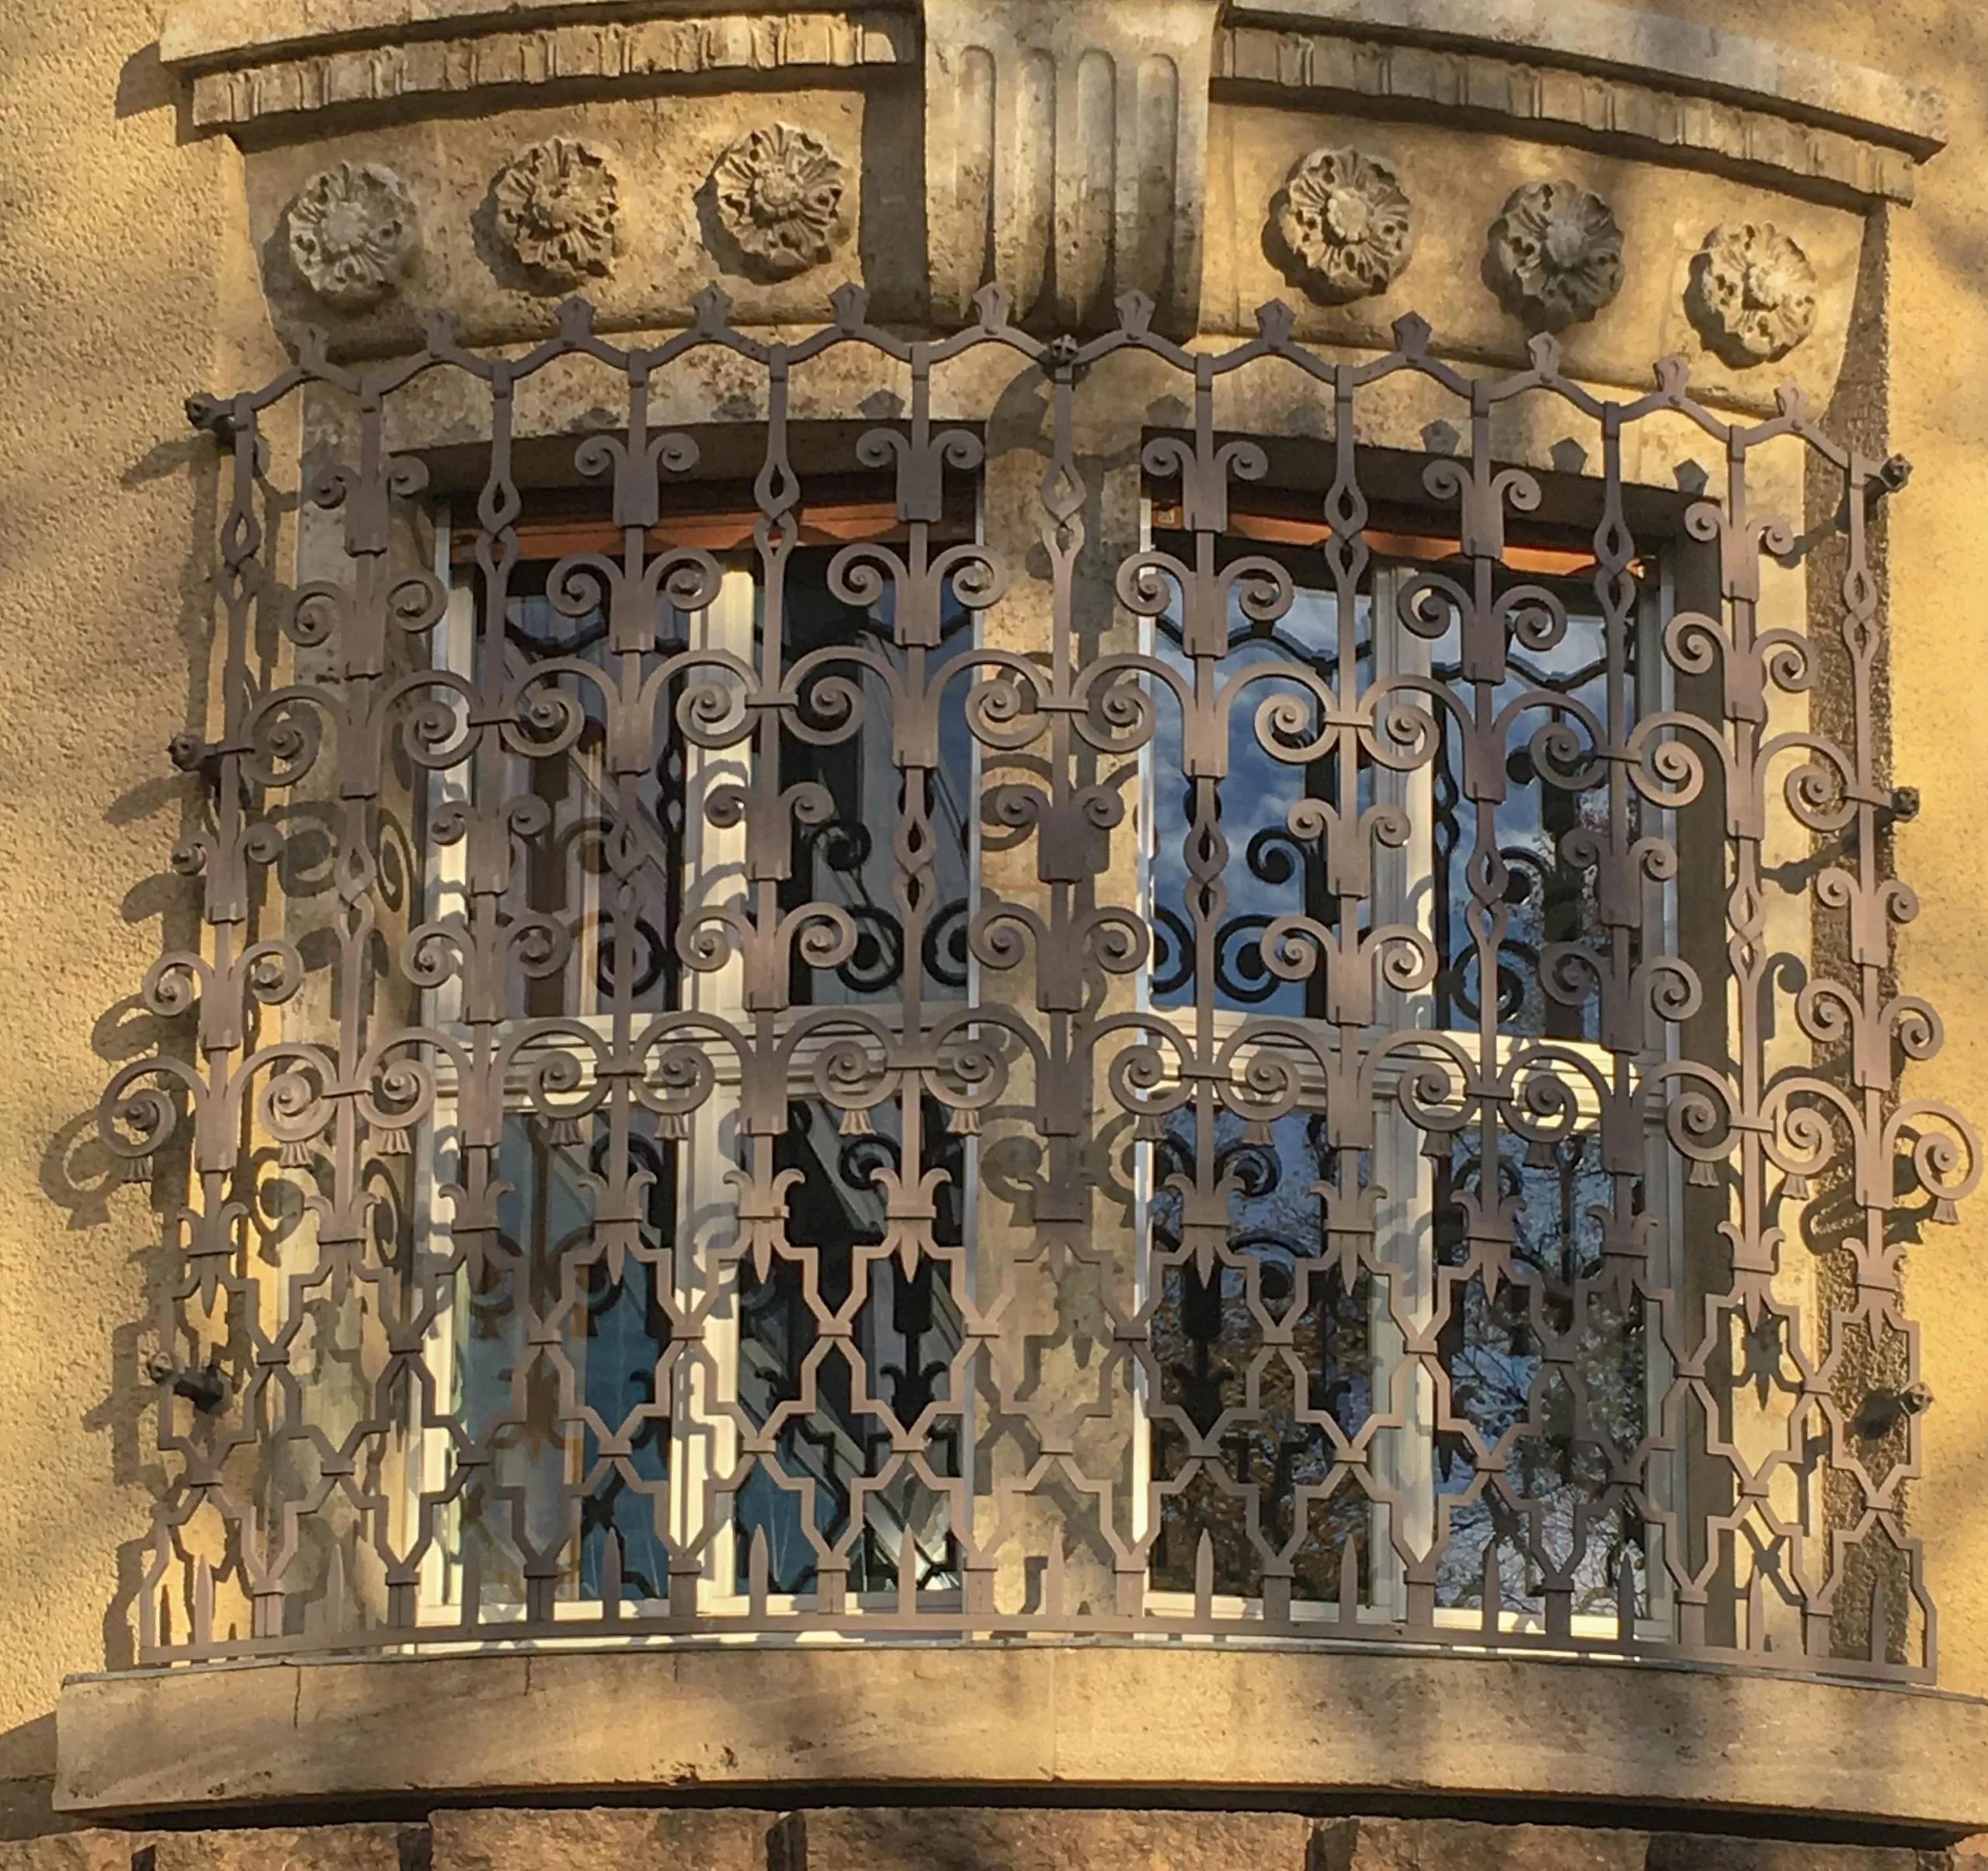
122,284,1975,1679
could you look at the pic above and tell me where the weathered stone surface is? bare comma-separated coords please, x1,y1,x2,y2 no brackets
491,137,622,287
0,1834,134,1871
1199,96,1867,408
705,123,850,279
792,1808,1311,1871
1269,145,1414,304
162,0,874,66
1220,0,1943,148
286,161,421,309
432,1808,768,1871
1215,24,1918,203
1482,180,1624,330
148,1825,408,1871
1685,222,1819,364
177,14,916,133
1314,1818,1647,1871
158,0,1944,157
54,1649,1988,1832
1646,1838,1926,1871
0,1719,73,1845
921,0,1222,332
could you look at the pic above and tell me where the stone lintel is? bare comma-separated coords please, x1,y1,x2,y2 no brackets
52,1645,1988,1833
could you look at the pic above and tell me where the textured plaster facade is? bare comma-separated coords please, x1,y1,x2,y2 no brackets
5,0,1988,1859
0,0,287,1838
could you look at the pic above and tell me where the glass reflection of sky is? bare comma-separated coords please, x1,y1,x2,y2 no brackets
1430,601,1625,1039
1150,581,1373,1017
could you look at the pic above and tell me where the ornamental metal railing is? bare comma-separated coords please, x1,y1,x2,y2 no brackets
110,284,1975,1681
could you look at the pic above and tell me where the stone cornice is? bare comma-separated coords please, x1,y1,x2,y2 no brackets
1225,0,1945,155
160,0,909,69
1216,22,1922,204
158,1,1941,210
163,0,1945,158
172,9,918,131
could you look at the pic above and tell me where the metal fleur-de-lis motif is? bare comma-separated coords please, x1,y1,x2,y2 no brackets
114,293,1972,1686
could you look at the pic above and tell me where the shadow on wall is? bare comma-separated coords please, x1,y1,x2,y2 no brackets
0,1714,67,1841
31,380,284,1676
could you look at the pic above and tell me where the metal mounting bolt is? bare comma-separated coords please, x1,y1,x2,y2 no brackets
1872,786,1920,829
185,392,245,447
1041,333,1086,383
146,1351,229,1414
169,733,224,790
1851,1381,1933,1441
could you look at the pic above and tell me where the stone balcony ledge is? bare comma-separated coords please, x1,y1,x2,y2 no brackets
53,1645,1988,1834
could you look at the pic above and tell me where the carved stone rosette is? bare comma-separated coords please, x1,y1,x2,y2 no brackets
708,123,849,279
287,161,420,310
493,137,622,287
1484,180,1625,331
1687,221,1819,364
1270,146,1413,304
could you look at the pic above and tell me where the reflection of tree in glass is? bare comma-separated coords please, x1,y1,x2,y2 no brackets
1429,596,1639,1042
1148,572,1373,1019
1433,1132,1650,1617
735,1097,966,1597
1148,1110,1380,1601
454,1116,677,1607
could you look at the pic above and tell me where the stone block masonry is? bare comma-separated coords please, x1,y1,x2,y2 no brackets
0,1813,1960,1871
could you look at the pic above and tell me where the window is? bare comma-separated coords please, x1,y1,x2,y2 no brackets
415,490,983,1623
1136,501,1677,1638
123,304,1970,1681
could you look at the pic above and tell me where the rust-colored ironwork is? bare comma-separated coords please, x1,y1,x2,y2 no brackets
111,287,1976,1680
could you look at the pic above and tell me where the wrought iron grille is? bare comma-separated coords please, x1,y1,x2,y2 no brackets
113,284,1977,1681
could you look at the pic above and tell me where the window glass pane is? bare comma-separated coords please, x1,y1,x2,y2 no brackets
1148,544,1375,1017
451,1112,676,1608
1148,1108,1381,1603
735,1097,967,1598
776,554,977,1007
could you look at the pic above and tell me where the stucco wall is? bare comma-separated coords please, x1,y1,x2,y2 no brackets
0,0,282,1831
3,0,1988,1839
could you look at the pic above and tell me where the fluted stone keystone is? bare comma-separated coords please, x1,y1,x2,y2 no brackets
921,0,1223,334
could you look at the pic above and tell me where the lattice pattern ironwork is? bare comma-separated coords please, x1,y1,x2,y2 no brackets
111,286,1976,1679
